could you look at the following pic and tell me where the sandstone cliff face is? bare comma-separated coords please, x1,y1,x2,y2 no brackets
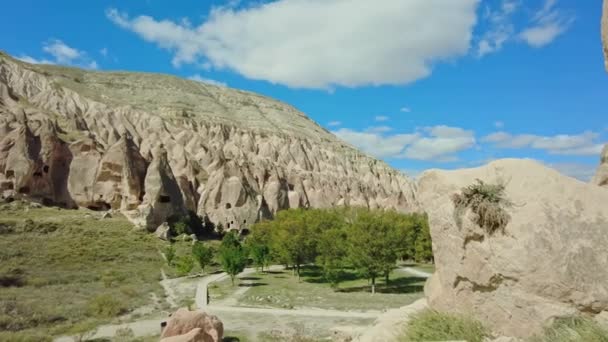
592,144,608,187
0,52,418,230
417,159,608,338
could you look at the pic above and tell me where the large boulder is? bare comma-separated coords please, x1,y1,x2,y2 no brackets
592,144,608,187
160,308,223,342
417,159,608,338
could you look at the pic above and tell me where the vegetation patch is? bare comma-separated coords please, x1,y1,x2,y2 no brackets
452,179,513,234
211,265,426,311
401,309,489,342
530,316,608,342
0,202,166,338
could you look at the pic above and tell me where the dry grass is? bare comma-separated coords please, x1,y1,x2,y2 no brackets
400,309,489,342
530,317,608,342
452,179,513,234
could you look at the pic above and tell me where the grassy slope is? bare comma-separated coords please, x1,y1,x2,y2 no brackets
0,202,169,340
211,265,426,311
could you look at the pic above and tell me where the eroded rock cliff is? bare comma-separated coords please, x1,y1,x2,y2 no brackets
592,144,608,187
0,52,418,230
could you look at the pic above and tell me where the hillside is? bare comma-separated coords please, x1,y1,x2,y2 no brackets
0,51,418,231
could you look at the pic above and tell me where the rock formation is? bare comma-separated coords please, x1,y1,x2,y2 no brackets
161,308,223,342
592,144,608,187
0,51,418,230
417,159,608,338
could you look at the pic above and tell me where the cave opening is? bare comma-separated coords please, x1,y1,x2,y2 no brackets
43,165,49,173
225,203,232,209
18,186,30,194
159,195,171,203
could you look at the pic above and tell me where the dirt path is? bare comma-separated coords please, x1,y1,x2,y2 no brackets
160,268,179,308
197,265,284,309
55,266,390,341
400,267,432,278
207,304,381,318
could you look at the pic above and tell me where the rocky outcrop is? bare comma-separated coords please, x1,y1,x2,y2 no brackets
0,51,418,229
0,118,73,207
138,146,187,231
592,144,608,187
417,159,608,338
91,133,147,211
160,308,223,342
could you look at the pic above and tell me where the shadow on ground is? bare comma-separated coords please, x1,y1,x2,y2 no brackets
237,282,268,287
337,276,426,294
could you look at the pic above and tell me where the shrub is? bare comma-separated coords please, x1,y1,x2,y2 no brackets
401,310,489,342
174,255,195,277
114,326,135,342
192,242,214,274
87,294,127,318
165,245,176,266
530,316,608,342
452,179,512,234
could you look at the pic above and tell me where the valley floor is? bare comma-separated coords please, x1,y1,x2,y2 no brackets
0,202,432,341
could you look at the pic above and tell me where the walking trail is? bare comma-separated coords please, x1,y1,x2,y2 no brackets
55,265,431,341
400,267,432,278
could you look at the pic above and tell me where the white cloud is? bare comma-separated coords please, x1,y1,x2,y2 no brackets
519,0,572,48
333,128,420,159
16,55,54,65
17,40,98,69
100,47,108,57
107,0,479,89
400,107,412,113
327,121,342,127
403,126,476,161
333,125,475,162
476,0,518,57
547,162,597,182
188,74,227,87
366,126,392,134
475,0,572,56
375,116,390,122
43,40,81,64
494,121,504,128
482,131,603,156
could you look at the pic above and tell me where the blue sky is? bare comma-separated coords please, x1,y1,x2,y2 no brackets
1,0,606,180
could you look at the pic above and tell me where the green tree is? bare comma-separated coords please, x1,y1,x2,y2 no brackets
414,215,433,263
219,232,247,285
270,209,319,279
175,255,195,276
249,242,271,272
192,242,214,274
347,209,402,294
316,227,348,288
164,245,176,266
